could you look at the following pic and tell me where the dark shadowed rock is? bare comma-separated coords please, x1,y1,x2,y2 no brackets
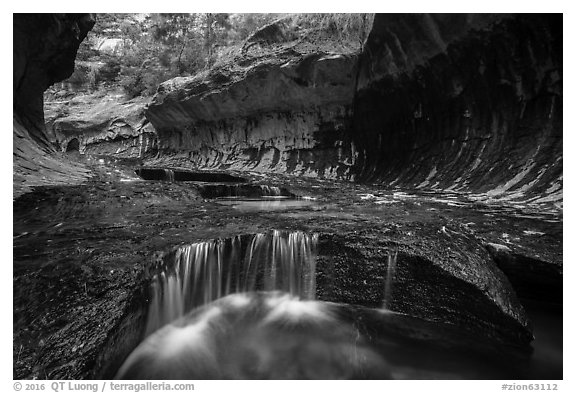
317,227,533,347
137,14,562,348
485,243,562,304
14,14,95,144
354,14,562,202
145,14,562,206
13,14,95,197
12,13,562,380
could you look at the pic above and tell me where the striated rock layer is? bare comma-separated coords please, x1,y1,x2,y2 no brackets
147,51,358,178
146,14,562,204
13,14,95,197
45,93,157,158
354,14,562,203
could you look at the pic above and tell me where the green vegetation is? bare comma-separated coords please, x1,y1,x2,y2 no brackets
70,13,372,98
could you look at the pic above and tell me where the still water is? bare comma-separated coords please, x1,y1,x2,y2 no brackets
215,197,317,211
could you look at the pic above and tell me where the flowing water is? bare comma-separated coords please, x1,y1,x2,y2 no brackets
145,230,318,335
137,231,561,379
259,185,282,196
383,248,398,309
163,169,175,182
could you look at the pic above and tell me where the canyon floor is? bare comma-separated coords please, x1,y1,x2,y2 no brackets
13,153,562,380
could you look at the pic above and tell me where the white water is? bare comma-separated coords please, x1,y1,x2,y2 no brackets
260,185,282,196
163,169,175,182
383,248,398,309
145,231,318,335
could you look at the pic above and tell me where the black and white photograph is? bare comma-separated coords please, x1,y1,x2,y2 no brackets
11,6,565,384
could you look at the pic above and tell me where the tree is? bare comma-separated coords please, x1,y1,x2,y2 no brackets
66,13,331,97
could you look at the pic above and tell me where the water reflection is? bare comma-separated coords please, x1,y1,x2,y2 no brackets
215,197,317,211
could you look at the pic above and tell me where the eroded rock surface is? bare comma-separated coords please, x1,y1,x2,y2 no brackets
13,117,92,198
14,14,95,140
317,227,532,347
15,163,557,379
146,14,562,207
12,13,562,380
486,242,562,304
146,20,360,178
45,92,157,157
13,14,95,197
354,14,562,204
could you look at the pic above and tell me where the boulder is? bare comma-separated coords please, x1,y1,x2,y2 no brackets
317,225,533,347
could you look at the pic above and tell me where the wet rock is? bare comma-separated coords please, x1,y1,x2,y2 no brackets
135,167,246,183
485,242,562,304
317,225,533,347
353,14,562,201
12,13,562,380
145,14,562,208
13,170,559,379
197,184,293,199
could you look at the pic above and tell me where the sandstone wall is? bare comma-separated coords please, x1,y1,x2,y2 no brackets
13,14,95,197
14,14,95,145
147,52,358,178
45,94,157,158
146,14,562,204
353,14,562,202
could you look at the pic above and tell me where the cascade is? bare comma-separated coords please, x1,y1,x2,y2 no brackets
145,231,318,335
383,248,398,309
163,169,175,182
260,185,282,196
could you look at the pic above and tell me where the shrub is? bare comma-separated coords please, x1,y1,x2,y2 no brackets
66,64,90,86
119,66,177,98
119,67,144,98
98,57,121,82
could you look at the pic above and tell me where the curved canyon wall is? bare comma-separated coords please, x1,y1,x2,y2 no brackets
147,50,359,178
12,14,562,203
147,14,562,202
353,14,562,202
13,14,95,197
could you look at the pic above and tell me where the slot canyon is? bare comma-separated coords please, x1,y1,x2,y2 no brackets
13,13,562,380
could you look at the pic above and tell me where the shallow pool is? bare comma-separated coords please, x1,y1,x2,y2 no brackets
215,197,318,211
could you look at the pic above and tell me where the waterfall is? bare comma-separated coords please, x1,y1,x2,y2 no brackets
145,231,318,335
163,169,175,182
383,248,398,309
260,185,282,196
